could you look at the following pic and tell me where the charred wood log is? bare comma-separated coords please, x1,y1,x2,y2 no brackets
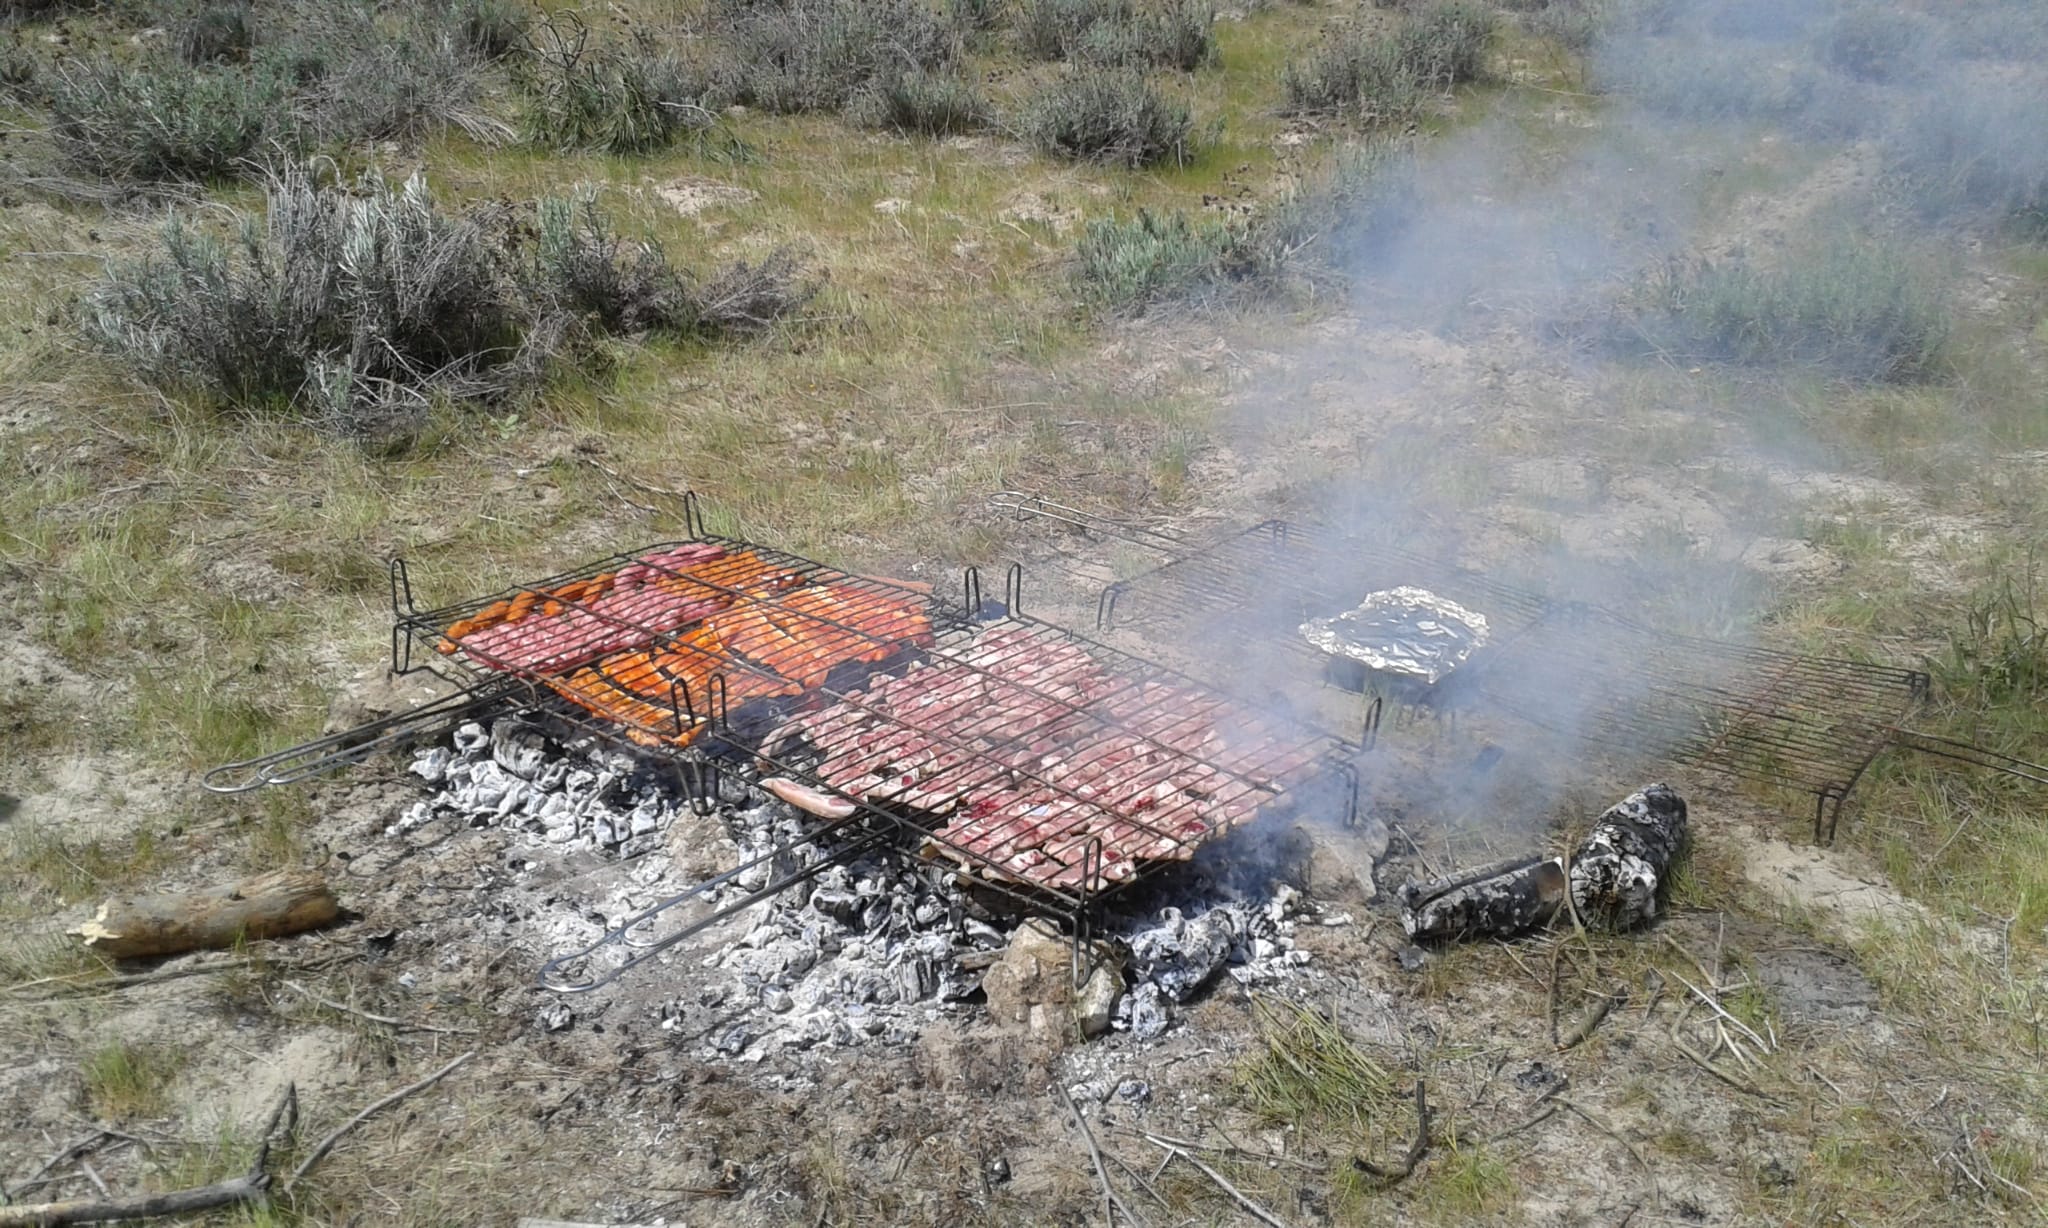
1399,856,1567,943
69,871,339,960
1399,784,1688,943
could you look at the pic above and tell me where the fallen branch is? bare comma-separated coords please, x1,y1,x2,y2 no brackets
1059,1084,1142,1227
1141,1133,1291,1228
1558,989,1624,1051
70,872,339,960
0,1087,294,1228
1352,1081,1430,1186
286,1050,475,1190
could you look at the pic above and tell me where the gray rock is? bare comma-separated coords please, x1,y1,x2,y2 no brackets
1075,959,1125,1039
715,1023,753,1055
762,987,795,1013
536,1001,574,1032
1114,1078,1152,1104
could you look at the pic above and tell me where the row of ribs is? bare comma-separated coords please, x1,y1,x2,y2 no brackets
758,628,1326,894
437,544,935,746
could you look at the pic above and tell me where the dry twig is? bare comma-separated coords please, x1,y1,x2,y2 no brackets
1352,1081,1431,1186
1059,1084,1142,1227
1139,1132,1291,1228
284,1051,474,1190
281,980,477,1035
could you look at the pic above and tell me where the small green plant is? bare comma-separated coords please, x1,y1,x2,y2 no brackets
1022,66,1193,167
1930,572,2047,707
1238,995,1396,1126
1073,208,1242,310
46,55,284,183
83,1041,184,1119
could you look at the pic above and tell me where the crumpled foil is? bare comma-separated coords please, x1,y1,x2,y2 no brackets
1298,586,1491,685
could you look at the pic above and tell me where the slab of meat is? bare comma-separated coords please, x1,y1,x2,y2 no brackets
759,626,1325,895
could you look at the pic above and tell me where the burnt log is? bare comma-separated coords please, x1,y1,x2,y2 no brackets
1399,784,1688,943
1399,855,1567,943
1567,782,1688,930
70,871,339,960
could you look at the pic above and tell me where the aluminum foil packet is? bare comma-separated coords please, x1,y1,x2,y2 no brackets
1299,586,1491,685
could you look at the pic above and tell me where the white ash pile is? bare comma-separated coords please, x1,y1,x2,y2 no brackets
395,717,684,856
394,713,1338,1058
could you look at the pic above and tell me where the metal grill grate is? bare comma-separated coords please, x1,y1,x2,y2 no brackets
1087,516,1929,841
378,503,1357,911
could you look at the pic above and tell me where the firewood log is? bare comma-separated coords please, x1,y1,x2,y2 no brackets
69,871,339,959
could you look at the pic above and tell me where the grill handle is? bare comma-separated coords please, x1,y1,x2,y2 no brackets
536,814,885,993
1890,728,2048,788
200,682,517,794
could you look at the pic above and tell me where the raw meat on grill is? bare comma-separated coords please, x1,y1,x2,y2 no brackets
758,627,1319,894
440,543,738,673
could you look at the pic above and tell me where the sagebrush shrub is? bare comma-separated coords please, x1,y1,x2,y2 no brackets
47,56,283,182
532,191,694,333
451,0,528,60
1816,6,1932,82
1023,67,1192,167
1016,0,1131,60
177,4,254,66
1887,75,2048,234
1626,237,1951,383
720,0,957,114
88,168,516,425
850,69,990,135
85,167,814,431
305,24,505,143
522,21,725,154
1396,0,1494,86
1279,38,1421,122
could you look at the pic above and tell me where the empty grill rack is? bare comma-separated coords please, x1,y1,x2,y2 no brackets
1457,604,1928,841
1099,519,1553,674
1088,517,1930,842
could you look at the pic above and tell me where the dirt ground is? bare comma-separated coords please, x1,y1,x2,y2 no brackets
6,43,2046,1226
